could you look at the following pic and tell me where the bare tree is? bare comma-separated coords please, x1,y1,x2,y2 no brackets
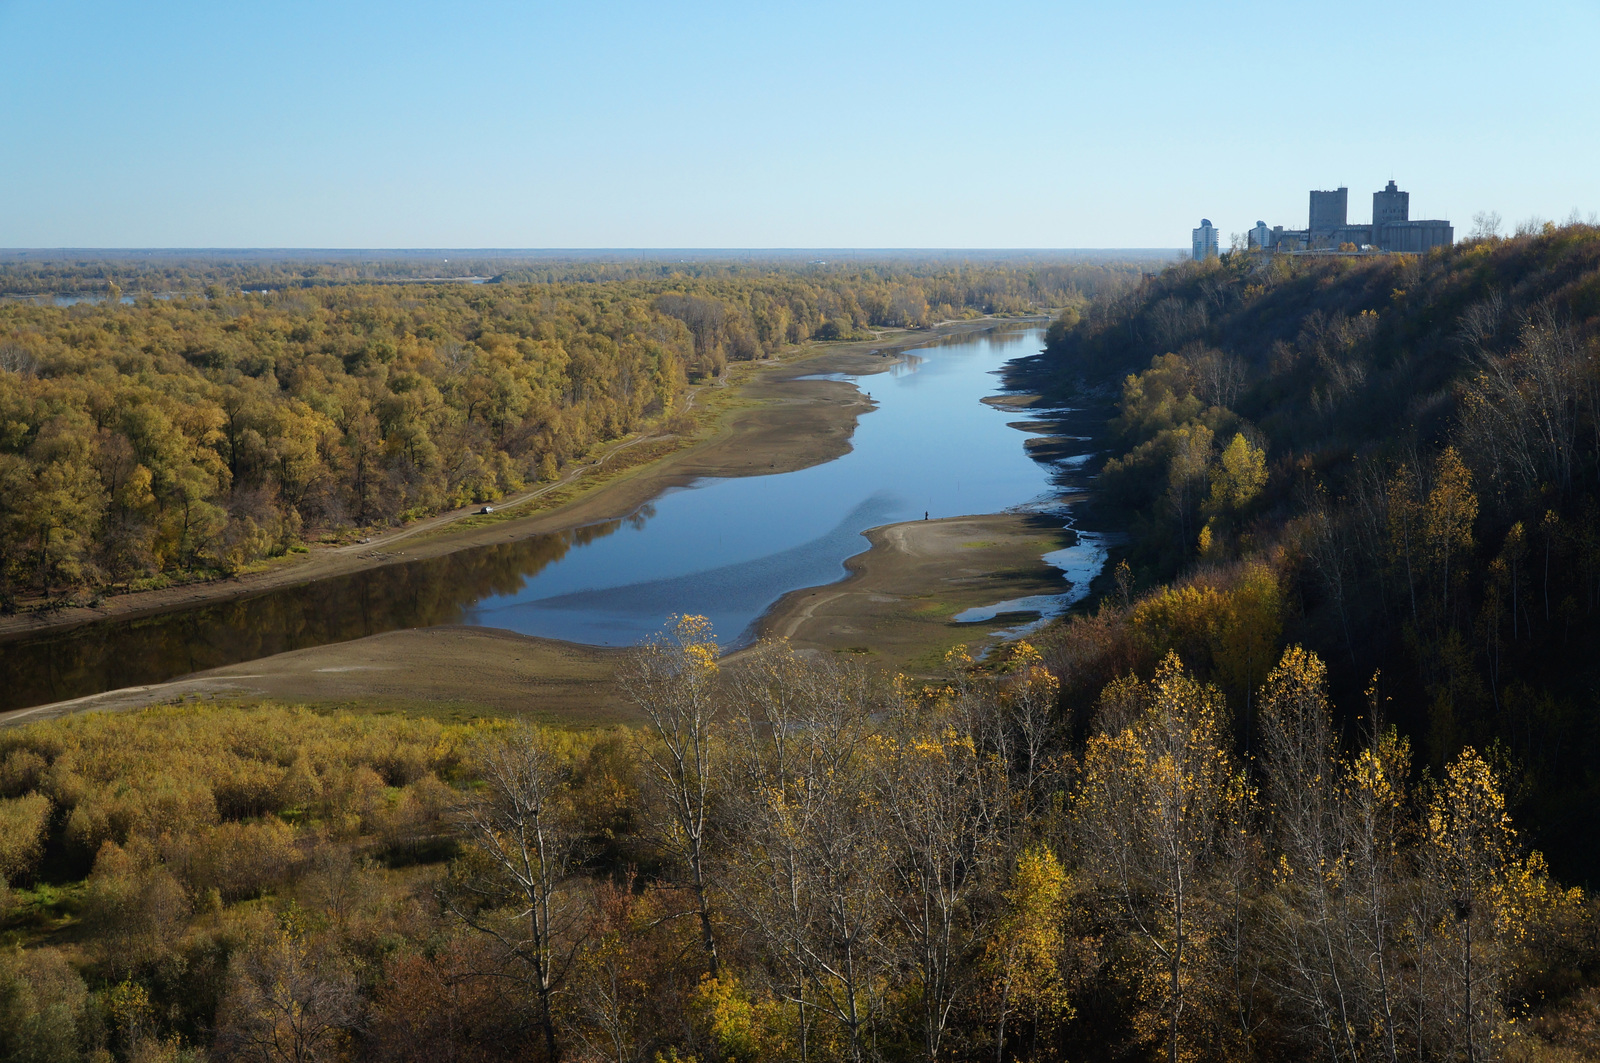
1258,649,1411,1063
722,642,885,1063
1462,312,1582,502
1339,698,1411,1063
215,927,363,1063
873,704,1007,1060
1258,647,1362,1062
621,614,723,975
1187,345,1248,410
447,725,583,1062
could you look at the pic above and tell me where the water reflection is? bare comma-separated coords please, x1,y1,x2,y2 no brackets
0,520,616,711
450,326,1063,646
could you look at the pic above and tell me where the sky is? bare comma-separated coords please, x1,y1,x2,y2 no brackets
1,0,1595,249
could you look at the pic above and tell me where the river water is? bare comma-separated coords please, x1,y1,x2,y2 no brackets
0,326,1106,712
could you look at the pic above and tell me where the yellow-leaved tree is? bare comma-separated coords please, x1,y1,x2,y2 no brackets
1424,447,1478,622
985,844,1074,1062
621,614,724,975
1076,653,1245,1063
1417,747,1515,1063
1207,432,1268,513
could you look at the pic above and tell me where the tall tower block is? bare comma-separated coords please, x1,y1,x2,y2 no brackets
1309,188,1348,238
1373,180,1409,225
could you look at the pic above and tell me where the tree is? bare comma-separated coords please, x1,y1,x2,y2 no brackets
1207,433,1267,513
1076,653,1243,1063
0,946,89,1063
1339,710,1411,1063
0,793,50,884
1257,647,1350,1061
1417,749,1514,1063
214,923,362,1063
620,614,724,975
1212,563,1282,749
723,642,884,1063
1424,447,1478,624
1166,424,1215,552
448,725,582,1062
871,710,1005,1061
985,845,1074,1063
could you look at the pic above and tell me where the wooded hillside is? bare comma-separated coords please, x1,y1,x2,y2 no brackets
1033,224,1600,883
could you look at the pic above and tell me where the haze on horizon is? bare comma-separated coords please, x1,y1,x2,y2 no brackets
2,0,1595,250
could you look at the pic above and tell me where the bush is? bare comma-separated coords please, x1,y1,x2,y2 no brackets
0,946,89,1063
0,793,52,883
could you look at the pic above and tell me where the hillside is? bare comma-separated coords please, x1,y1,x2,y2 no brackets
1030,224,1600,882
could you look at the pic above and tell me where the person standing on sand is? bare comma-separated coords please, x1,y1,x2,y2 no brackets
924,511,928,520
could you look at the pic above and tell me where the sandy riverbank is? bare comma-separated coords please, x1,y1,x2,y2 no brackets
0,626,627,729
748,512,1075,675
2,511,1077,728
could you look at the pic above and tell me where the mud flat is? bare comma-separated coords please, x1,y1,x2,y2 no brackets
0,627,628,729
749,512,1077,675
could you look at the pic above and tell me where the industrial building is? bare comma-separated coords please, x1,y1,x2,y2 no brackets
1245,181,1453,254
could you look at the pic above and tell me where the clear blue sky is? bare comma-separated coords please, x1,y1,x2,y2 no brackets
1,0,1594,249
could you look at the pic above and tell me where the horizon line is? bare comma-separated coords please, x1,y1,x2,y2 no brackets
0,246,1185,256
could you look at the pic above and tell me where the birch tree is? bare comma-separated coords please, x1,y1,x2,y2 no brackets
448,726,581,1062
622,613,724,974
1076,653,1243,1063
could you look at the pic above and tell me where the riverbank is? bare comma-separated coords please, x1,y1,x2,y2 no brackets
0,317,1093,727
0,317,1022,642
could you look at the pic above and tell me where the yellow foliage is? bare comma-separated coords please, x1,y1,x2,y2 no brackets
669,613,720,676
986,845,1074,1028
691,975,761,1063
1426,446,1478,562
0,792,51,881
1207,432,1267,512
1130,564,1281,702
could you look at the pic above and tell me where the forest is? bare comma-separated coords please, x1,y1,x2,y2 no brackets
2,620,1593,1063
0,261,1137,609
6,237,1600,1063
1029,223,1600,885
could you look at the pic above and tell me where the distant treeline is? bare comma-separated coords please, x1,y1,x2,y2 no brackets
0,262,1143,607
1033,223,1600,883
0,254,1157,298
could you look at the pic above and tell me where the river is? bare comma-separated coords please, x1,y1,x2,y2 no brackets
0,326,1106,713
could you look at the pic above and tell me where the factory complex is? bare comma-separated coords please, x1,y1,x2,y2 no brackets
1192,181,1453,260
